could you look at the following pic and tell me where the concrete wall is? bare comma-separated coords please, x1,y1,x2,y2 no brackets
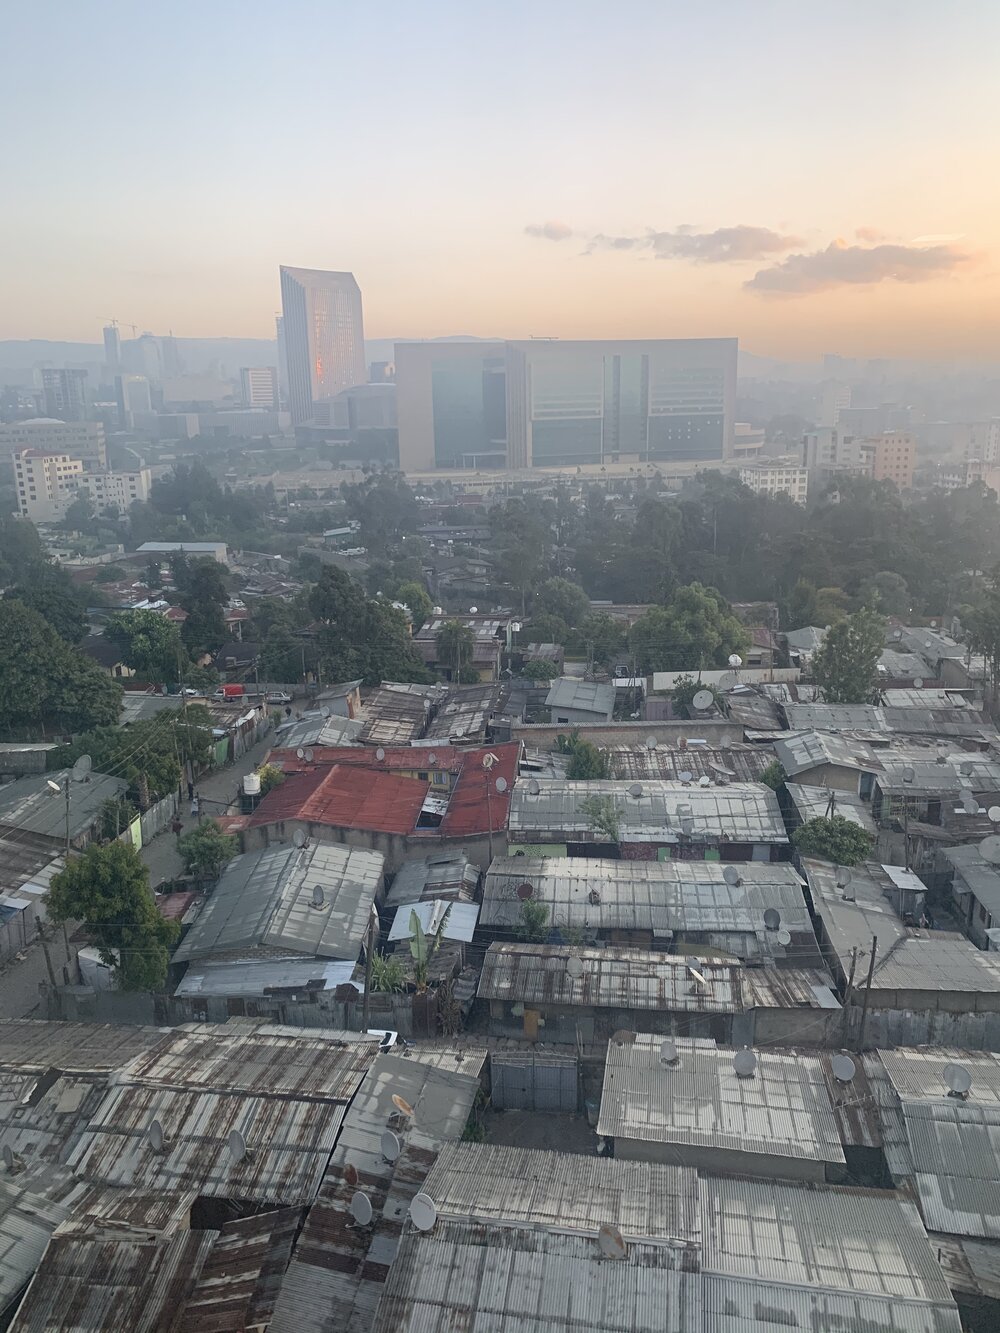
792,761,865,795
243,819,503,874
514,719,743,747
612,1137,826,1182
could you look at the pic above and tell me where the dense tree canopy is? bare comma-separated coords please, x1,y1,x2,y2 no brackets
534,577,590,628
177,819,238,879
628,583,749,674
310,567,431,685
104,610,184,682
812,605,886,704
4,562,87,644
792,816,874,865
52,707,213,808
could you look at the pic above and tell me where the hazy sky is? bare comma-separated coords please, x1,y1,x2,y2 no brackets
3,0,1000,359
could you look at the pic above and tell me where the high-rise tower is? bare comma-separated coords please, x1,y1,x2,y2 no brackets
279,266,365,424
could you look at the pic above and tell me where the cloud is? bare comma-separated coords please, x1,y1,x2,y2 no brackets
586,224,800,263
910,232,965,245
745,239,971,295
855,226,886,243
524,220,573,242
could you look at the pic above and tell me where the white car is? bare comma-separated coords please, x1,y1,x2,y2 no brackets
266,691,292,704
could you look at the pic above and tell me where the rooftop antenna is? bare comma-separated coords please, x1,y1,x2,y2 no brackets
698,775,711,787
147,1119,166,1153
567,954,585,980
831,1053,857,1083
304,748,314,763
409,1192,438,1231
292,829,307,848
381,1129,402,1162
988,806,1000,824
659,1038,680,1066
350,1191,374,1226
678,770,694,786
598,1224,628,1260
728,654,743,669
345,1163,360,1188
428,752,437,766
628,783,643,799
227,1129,251,1164
763,907,781,932
495,776,508,794
692,689,714,712
311,884,325,909
391,1093,415,1118
687,965,708,989
943,1063,973,1098
776,928,792,946
734,1049,757,1078
901,767,915,784
723,865,742,888
528,779,540,796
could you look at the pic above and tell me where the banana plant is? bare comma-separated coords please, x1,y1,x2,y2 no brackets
408,904,452,990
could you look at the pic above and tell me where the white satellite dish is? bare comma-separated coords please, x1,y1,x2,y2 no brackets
979,835,1000,866
698,775,711,788
381,1129,402,1162
495,776,508,794
728,654,743,669
678,770,694,785
893,629,902,640
376,747,386,761
304,748,314,762
835,866,852,890
392,1093,415,1118
763,907,781,931
567,954,585,980
989,807,1000,824
776,928,792,946
409,1193,438,1231
943,1063,973,1097
659,1039,679,1066
292,829,307,848
147,1119,165,1153
723,865,741,887
296,747,305,759
350,1191,374,1226
227,1129,248,1164
311,884,325,909
321,706,331,717
428,752,437,766
469,606,478,614
72,754,92,781
628,783,643,798
528,779,541,796
692,689,714,712
901,767,915,784
598,1223,628,1260
688,966,708,988
645,735,658,751
913,677,924,689
831,1053,857,1083
733,1049,757,1078
961,793,979,815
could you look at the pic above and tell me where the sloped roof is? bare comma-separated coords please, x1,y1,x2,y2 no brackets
248,765,427,836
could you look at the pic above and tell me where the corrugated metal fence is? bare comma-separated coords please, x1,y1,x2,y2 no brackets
491,1051,579,1112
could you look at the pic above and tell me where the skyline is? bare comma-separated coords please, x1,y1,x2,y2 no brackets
3,2,1000,360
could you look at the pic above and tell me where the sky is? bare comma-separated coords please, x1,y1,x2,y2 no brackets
3,0,1000,360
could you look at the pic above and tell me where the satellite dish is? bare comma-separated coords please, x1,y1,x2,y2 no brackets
692,689,714,712
611,1029,636,1046
728,654,743,669
227,1129,248,1164
628,783,643,798
962,793,980,815
688,966,708,988
376,747,386,761
516,882,534,901
1,1145,17,1173
776,928,792,946
350,1191,374,1226
72,754,92,781
835,866,852,890
495,776,508,794
428,752,437,766
678,770,694,785
980,835,1000,865
763,907,781,931
734,1049,757,1078
296,747,305,759
567,955,585,980
304,748,314,762
698,775,711,787
645,735,658,751
292,829,307,848
381,1129,402,1162
831,1054,857,1083
913,677,924,689
528,779,540,796
598,1224,628,1260
723,865,741,887
409,1193,438,1231
989,807,1000,824
392,1093,415,1118
147,1119,165,1153
469,606,479,614
659,1039,679,1065
322,706,331,718
943,1063,973,1097
311,884,325,908
893,629,902,640
901,767,915,784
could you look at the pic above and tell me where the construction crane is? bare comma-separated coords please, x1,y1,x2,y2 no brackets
100,317,139,336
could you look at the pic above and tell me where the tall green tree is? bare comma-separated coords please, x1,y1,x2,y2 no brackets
566,740,609,780
395,580,432,630
4,562,87,644
53,707,212,809
177,819,238,879
628,583,748,673
173,556,228,655
0,602,122,737
965,574,1000,697
436,620,475,679
574,612,625,667
0,512,46,584
104,610,185,682
811,605,886,704
858,570,911,617
534,578,590,628
46,841,179,991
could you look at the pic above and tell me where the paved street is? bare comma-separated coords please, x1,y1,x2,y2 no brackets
0,734,275,1020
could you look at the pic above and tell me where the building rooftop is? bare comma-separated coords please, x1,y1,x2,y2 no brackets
942,843,1000,915
785,782,877,833
247,764,429,837
867,935,1000,994
422,683,502,742
273,713,363,750
174,957,360,998
384,853,478,910
606,745,773,783
387,899,479,943
507,778,787,845
355,683,445,746
544,676,616,718
0,1021,168,1075
597,1035,845,1171
773,729,881,776
172,842,384,963
0,770,127,842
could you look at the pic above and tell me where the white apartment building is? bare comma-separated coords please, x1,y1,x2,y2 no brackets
79,468,151,513
0,419,106,469
240,366,279,409
13,450,84,521
739,460,809,503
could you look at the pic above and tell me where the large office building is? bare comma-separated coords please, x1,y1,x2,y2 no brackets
0,418,107,469
395,337,738,471
240,366,279,409
40,368,88,421
279,266,366,425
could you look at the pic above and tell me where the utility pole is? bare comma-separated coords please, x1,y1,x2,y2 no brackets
361,904,378,1034
841,946,858,1045
63,776,71,859
855,935,878,1053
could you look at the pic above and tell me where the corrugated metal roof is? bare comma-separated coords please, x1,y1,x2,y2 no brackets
387,900,479,943
370,1220,700,1333
0,1072,113,1171
701,1274,961,1332
174,957,359,997
0,770,127,841
177,1206,304,1333
870,936,1000,993
774,730,881,775
478,942,742,1013
421,1142,700,1243
274,713,363,750
0,1021,169,1074
384,854,478,909
508,779,787,844
784,703,887,731
607,746,773,783
879,1047,1000,1103
803,857,911,966
0,1176,73,1317
942,843,1000,914
597,1035,844,1168
545,676,616,717
172,842,384,963
248,763,428,835
785,782,876,832
67,1083,346,1204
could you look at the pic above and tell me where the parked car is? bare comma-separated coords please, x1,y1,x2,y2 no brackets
266,691,292,704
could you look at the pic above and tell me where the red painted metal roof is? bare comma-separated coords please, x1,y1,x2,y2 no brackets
248,764,428,836
269,745,465,775
437,744,519,837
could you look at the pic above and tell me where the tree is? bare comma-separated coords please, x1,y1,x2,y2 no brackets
580,793,620,843
859,570,911,617
786,579,819,629
46,841,179,991
792,816,874,865
628,583,749,674
534,577,590,628
761,760,787,791
53,708,213,809
566,740,609,780
176,819,238,879
522,658,560,680
0,512,46,584
815,586,850,625
4,563,87,644
436,620,475,679
259,625,302,683
408,904,451,989
517,899,550,943
256,763,285,795
314,576,432,686
671,675,719,714
173,555,228,656
0,602,122,737
523,613,570,646
812,605,886,704
105,610,184,682
395,580,432,631
61,493,97,535
575,612,625,667
964,574,1000,698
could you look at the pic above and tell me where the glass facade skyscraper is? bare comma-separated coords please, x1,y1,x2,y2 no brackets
279,266,366,425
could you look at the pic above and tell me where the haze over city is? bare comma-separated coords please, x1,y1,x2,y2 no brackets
3,0,1000,359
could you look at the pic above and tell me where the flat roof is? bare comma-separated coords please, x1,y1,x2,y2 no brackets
544,676,616,717
0,770,127,841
